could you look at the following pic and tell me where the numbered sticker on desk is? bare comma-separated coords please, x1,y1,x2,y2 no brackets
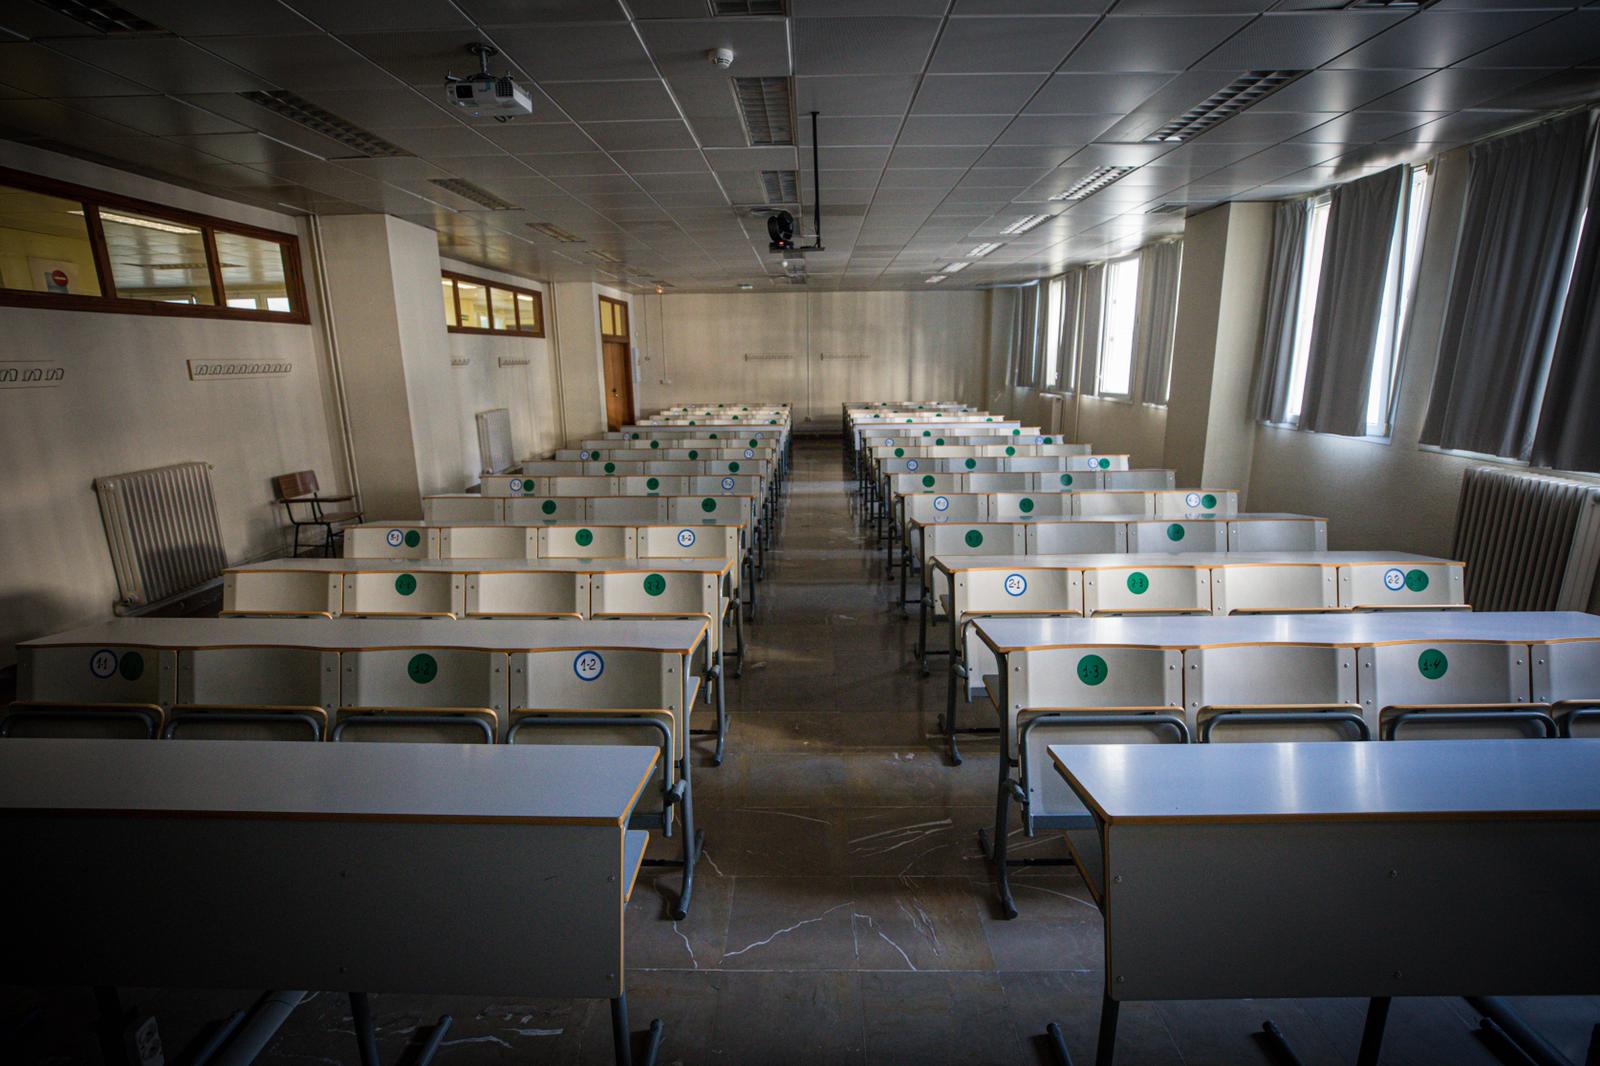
1035,435,1045,444
510,478,524,495
1184,492,1201,509
743,448,754,458
1004,573,1028,597
579,450,590,460
1383,567,1406,591
933,495,950,513
884,437,895,447
89,648,118,679
574,651,605,681
721,476,736,491
906,458,919,471
677,528,697,548
385,528,404,548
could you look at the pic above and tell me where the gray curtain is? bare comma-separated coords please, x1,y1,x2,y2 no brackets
1078,263,1106,398
1252,199,1307,422
1014,283,1040,387
1531,118,1600,472
1421,111,1596,458
1298,166,1405,436
1132,240,1183,405
1056,269,1082,391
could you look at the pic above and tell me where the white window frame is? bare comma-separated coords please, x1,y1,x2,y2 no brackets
1095,255,1140,399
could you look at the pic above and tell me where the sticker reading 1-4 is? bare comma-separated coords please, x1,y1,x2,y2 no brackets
574,650,605,681
385,528,404,547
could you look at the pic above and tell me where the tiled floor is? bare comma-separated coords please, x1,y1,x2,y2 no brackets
7,438,1598,1065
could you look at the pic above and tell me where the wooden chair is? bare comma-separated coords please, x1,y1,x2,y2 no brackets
273,471,362,557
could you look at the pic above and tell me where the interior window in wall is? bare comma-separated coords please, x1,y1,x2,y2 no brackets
1096,256,1140,397
0,168,305,321
441,271,545,336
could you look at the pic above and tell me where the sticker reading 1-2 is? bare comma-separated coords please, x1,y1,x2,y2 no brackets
906,459,919,472
677,528,697,548
574,650,605,681
643,573,667,597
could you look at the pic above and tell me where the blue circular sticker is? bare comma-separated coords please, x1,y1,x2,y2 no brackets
579,450,590,460
574,651,605,681
933,495,950,512
906,459,919,471
885,438,895,447
385,528,404,547
1004,573,1028,597
721,476,736,490
676,528,697,548
510,478,524,494
1383,567,1406,591
743,449,754,458
89,648,117,679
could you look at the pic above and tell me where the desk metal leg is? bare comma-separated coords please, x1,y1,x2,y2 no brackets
978,752,1021,920
1356,996,1391,1066
350,992,450,1066
643,754,704,921
1046,1021,1076,1065
1467,997,1578,1066
610,995,664,1066
1095,994,1120,1066
1257,1020,1308,1066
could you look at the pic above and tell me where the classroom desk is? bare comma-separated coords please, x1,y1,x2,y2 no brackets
0,738,667,1066
968,611,1600,919
1043,740,1600,1066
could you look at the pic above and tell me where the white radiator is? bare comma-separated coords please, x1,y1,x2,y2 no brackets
1041,393,1066,436
94,461,227,614
1452,466,1600,611
476,408,514,475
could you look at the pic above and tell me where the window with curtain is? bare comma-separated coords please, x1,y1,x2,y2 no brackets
1042,276,1065,388
1421,109,1597,466
1055,269,1082,392
1096,256,1140,397
1131,240,1183,406
1013,282,1042,387
1257,163,1429,437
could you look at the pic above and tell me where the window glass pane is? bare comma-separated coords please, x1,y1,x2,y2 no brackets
514,291,539,333
457,280,489,328
1043,277,1064,387
100,208,215,304
1285,197,1332,423
0,183,102,296
1364,165,1430,435
214,230,290,312
1097,257,1140,396
441,278,457,326
490,286,516,331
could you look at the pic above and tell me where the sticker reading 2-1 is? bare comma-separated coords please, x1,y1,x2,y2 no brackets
677,528,696,548
1004,573,1027,597
574,650,605,681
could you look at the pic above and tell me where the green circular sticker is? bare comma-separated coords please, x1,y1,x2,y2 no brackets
542,499,557,515
1098,458,1111,470
403,530,421,548
964,529,984,548
1059,474,1073,487
1166,523,1185,542
701,497,717,513
922,430,931,438
688,450,699,460
394,573,417,596
407,653,438,684
904,418,912,423
647,477,660,491
1126,571,1150,595
767,420,775,425
1019,497,1034,514
632,432,640,439
1077,654,1108,687
1418,648,1449,680
964,458,976,470
650,439,660,449
733,414,741,420
749,439,758,448
711,433,720,439
922,475,936,488
986,417,993,422
935,437,945,446
1405,569,1430,593
1043,436,1054,444
119,651,144,681
1005,446,1015,456
1201,493,1218,509
729,461,740,472
895,448,905,458
604,462,616,473
643,573,667,597
575,528,594,547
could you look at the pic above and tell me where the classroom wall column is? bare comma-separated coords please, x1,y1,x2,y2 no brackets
552,281,609,439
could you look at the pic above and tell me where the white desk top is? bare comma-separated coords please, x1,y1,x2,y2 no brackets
0,739,657,826
932,551,1454,574
1048,740,1600,825
910,512,1324,528
228,557,733,576
974,611,1600,653
22,616,709,654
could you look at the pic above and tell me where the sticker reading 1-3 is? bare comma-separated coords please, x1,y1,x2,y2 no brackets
574,650,605,681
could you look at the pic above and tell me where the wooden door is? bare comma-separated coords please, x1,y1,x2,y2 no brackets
599,297,633,430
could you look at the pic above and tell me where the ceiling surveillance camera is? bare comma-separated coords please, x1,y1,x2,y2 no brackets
709,47,734,69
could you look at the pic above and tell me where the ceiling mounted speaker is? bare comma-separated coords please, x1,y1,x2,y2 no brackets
768,210,795,252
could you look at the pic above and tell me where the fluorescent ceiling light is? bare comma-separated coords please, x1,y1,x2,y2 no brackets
1145,70,1306,144
1049,166,1137,202
942,261,970,273
78,210,199,235
924,275,948,284
1000,214,1053,236
967,242,1001,258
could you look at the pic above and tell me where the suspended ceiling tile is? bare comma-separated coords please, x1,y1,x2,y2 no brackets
48,37,275,94
1291,109,1445,144
614,147,717,172
584,119,696,150
457,0,630,23
798,114,902,145
200,34,400,92
1023,72,1174,116
1195,11,1411,71
929,17,1097,74
1454,11,1600,69
793,18,942,75
489,24,661,80
1365,67,1552,111
887,144,988,167
897,113,1013,145
0,41,156,97
520,150,623,174
995,113,1121,145
62,94,249,136
428,153,544,178
911,73,1048,115
1248,69,1431,113
370,124,506,156
541,80,682,122
1060,15,1256,73
113,0,319,35
1329,9,1561,70
796,74,920,116
481,121,599,153
283,0,477,33
329,30,505,85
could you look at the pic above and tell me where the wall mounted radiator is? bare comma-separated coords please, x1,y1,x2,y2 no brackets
1452,466,1600,612
94,461,227,614
476,407,514,475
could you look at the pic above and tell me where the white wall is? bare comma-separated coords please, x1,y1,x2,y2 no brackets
635,289,991,429
0,141,343,663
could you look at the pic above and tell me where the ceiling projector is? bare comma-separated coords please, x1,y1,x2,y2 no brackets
446,44,532,122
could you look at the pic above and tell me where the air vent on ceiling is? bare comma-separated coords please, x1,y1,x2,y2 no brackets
527,222,584,243
1346,0,1436,8
238,91,410,158
711,0,785,14
1050,166,1137,202
1146,202,1191,215
1145,70,1306,144
734,77,795,147
587,250,624,265
760,169,799,204
428,178,517,210
38,0,164,33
